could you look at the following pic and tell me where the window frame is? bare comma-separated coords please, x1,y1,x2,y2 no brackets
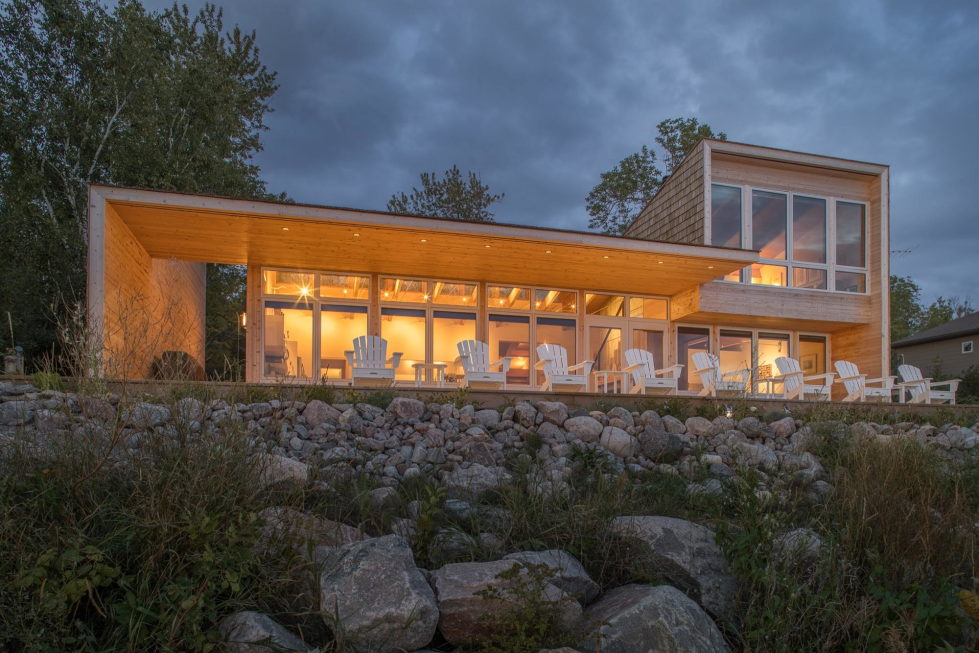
964,340,974,355
708,184,869,295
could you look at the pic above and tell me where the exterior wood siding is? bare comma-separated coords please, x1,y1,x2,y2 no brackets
624,141,705,244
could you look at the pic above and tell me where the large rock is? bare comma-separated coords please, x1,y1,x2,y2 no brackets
304,400,341,426
579,584,729,653
564,416,604,443
388,397,425,420
662,415,686,434
219,611,310,652
610,516,737,621
317,535,438,651
514,402,538,427
607,406,635,429
638,429,684,463
685,416,714,437
429,560,582,646
538,401,569,426
503,549,600,604
0,400,34,426
639,410,664,431
257,454,309,489
600,426,638,458
257,507,365,555
737,417,770,438
474,408,501,429
732,441,778,471
121,402,170,428
442,463,512,498
769,416,796,438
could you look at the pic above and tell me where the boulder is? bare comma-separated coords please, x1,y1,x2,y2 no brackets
442,464,512,498
429,560,582,646
474,409,501,429
638,429,684,463
600,426,638,458
538,401,569,426
607,406,635,429
121,402,170,428
317,535,438,651
257,454,309,489
737,417,770,438
564,416,604,443
514,402,538,427
662,415,686,434
388,397,425,421
638,410,664,431
684,416,713,437
579,584,729,653
219,611,309,652
769,417,796,438
257,507,365,555
732,441,778,471
503,549,600,604
0,400,34,426
610,516,737,621
304,400,341,426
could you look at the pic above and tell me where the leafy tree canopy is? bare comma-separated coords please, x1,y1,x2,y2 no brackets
586,117,727,235
0,0,279,372
387,165,503,222
890,275,974,342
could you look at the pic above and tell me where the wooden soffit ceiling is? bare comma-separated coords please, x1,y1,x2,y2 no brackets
98,188,758,296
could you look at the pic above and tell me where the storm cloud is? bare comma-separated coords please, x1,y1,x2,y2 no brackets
145,0,979,302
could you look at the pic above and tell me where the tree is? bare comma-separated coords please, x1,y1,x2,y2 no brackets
387,165,503,222
889,275,974,341
0,0,279,375
586,117,727,235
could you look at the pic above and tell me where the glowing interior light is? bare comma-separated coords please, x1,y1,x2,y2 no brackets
421,239,427,242
282,227,289,231
545,250,552,254
384,291,390,297
498,300,505,305
299,285,311,298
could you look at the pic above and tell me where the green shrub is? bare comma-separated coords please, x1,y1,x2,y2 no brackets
29,371,62,392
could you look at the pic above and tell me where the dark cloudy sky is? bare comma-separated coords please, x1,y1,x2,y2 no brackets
148,0,978,304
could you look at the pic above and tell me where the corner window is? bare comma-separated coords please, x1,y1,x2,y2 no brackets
836,201,866,268
964,341,974,354
711,184,742,248
752,190,787,260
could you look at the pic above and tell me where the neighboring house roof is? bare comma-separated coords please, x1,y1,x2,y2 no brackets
892,311,979,348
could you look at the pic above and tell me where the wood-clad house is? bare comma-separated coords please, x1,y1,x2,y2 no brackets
86,139,890,395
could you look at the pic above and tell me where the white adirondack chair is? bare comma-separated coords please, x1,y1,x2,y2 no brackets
691,352,749,397
834,360,895,402
535,344,593,392
774,357,834,401
456,340,511,390
897,364,960,405
623,348,683,395
344,335,403,386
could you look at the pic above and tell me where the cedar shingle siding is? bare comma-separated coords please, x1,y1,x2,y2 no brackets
624,142,705,245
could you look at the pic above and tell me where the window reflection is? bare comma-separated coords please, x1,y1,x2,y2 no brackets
536,317,576,385
433,311,476,379
489,314,531,386
677,327,710,392
836,201,866,268
750,264,787,287
792,267,827,290
799,335,827,375
320,274,370,300
264,270,315,298
380,278,430,303
381,307,424,380
629,297,668,320
793,196,826,263
752,190,787,259
534,289,577,313
711,184,742,248
487,285,531,310
836,271,866,293
320,305,367,380
585,294,625,316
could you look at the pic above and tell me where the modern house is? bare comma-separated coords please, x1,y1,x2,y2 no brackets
892,312,979,378
86,139,890,397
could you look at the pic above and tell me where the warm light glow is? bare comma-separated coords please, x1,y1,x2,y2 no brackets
423,294,430,300
353,232,360,237
342,289,348,294
603,255,609,259
535,301,541,308
239,312,247,327
657,260,664,264
282,227,289,231
571,304,576,310
708,265,714,270
383,291,390,297
499,299,505,305
484,244,491,248
461,297,467,302
299,285,311,298
421,239,427,242
545,250,552,254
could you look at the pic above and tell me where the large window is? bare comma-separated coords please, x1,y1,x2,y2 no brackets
320,305,367,380
264,302,314,379
677,326,710,392
536,317,576,385
488,314,531,386
711,185,867,294
381,308,426,381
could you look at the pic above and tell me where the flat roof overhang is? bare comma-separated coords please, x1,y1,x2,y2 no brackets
90,186,758,296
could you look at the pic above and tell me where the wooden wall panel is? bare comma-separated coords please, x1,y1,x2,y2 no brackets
101,205,206,379
711,152,874,200
625,141,706,244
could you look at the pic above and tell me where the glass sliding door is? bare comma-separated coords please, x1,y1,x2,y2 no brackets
719,330,752,381
632,329,665,366
263,301,314,380
536,317,577,386
756,332,790,390
488,314,531,387
589,326,621,392
320,304,368,380
381,307,426,381
677,326,710,392
799,335,828,375
433,311,476,381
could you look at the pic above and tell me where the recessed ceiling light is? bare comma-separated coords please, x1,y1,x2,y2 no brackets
484,244,491,248
420,238,427,242
603,255,609,259
657,261,664,264
353,232,360,237
708,265,714,270
282,227,289,231
545,250,552,254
